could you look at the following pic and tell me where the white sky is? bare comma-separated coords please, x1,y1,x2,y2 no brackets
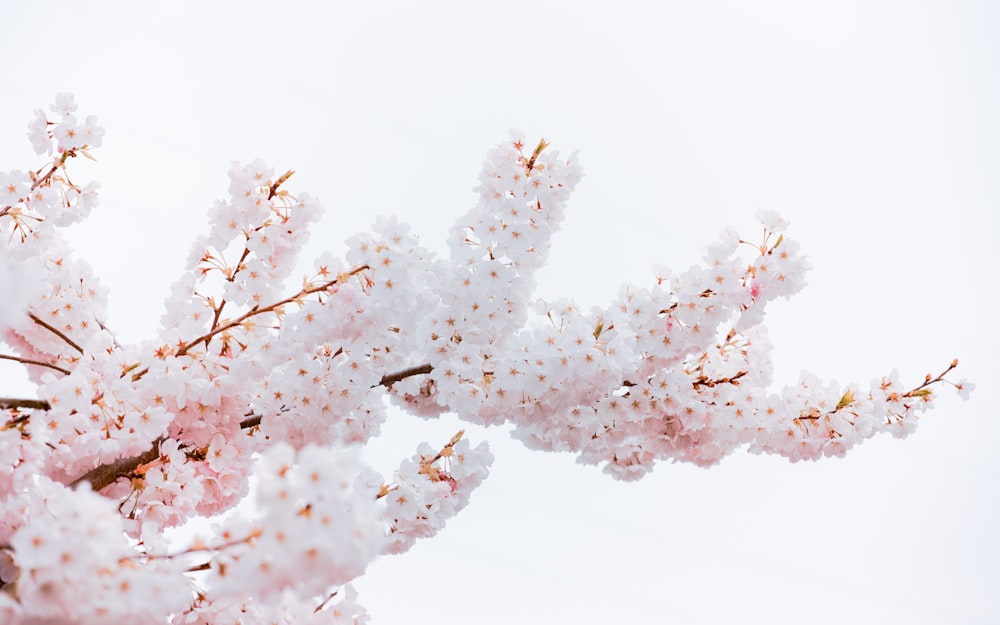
1,2,998,623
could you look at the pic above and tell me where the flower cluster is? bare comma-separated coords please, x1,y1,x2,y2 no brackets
0,96,971,623
1,478,189,624
377,432,494,555
204,444,382,603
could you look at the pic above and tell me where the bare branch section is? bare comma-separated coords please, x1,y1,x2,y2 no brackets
70,438,165,492
379,363,433,388
0,397,51,410
0,353,71,375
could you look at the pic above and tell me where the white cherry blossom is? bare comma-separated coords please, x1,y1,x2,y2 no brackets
0,96,971,623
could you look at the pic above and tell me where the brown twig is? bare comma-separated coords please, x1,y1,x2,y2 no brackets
30,149,74,192
0,397,51,410
0,149,80,219
127,264,371,384
693,370,747,389
377,430,464,500
175,265,369,358
268,170,295,201
314,591,339,614
0,353,71,375
379,363,433,388
238,362,435,429
29,313,84,354
904,359,959,398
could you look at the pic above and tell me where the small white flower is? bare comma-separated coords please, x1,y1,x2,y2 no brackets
955,379,975,401
26,109,52,155
755,207,789,232
54,115,86,150
49,92,77,116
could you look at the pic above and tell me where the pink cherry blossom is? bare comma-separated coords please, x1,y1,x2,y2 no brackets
0,96,972,624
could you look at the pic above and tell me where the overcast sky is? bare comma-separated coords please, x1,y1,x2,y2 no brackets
2,2,998,623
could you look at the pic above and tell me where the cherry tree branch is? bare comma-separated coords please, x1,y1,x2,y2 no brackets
126,264,372,384
73,361,435,491
904,359,959,398
29,312,84,354
267,169,295,201
175,264,370,358
69,437,165,491
0,397,51,410
0,149,80,218
0,353,71,375
236,363,435,429
377,430,464,499
379,363,434,388
29,149,75,192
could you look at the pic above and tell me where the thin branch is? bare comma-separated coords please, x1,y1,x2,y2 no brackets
0,397,51,410
904,359,959,398
2,415,30,431
175,264,369,358
238,362,435,429
29,149,73,192
692,370,747,389
126,265,371,384
314,591,339,614
268,170,295,201
379,363,433,388
378,430,464,500
0,353,71,375
29,313,84,354
0,150,81,220
420,430,464,469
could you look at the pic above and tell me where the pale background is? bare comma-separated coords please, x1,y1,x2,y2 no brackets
1,2,997,623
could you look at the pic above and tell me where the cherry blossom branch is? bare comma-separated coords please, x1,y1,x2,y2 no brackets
0,150,76,218
199,173,293,346
793,360,959,425
0,353,71,375
69,437,166,491
379,363,433,388
175,264,370,358
237,363,435,430
267,169,295,201
29,312,84,354
126,264,374,384
313,591,339,614
418,430,464,475
904,359,959,398
73,360,436,490
0,397,51,410
692,370,747,389
377,430,465,499
29,149,76,192
138,530,261,565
